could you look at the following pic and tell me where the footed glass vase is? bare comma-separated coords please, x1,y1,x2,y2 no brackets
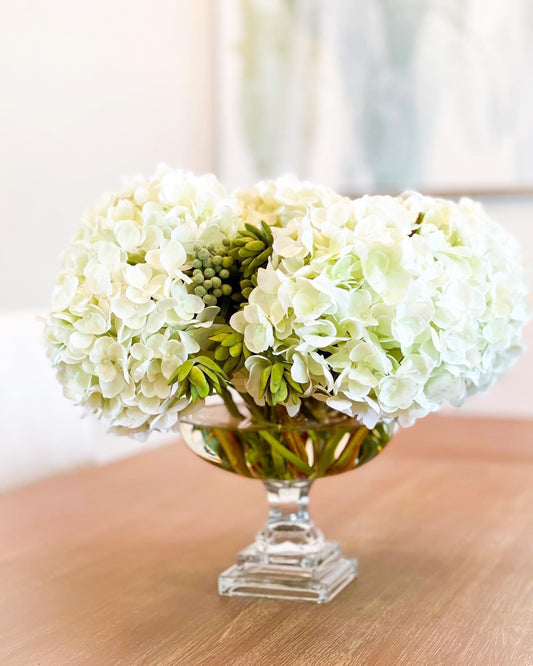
180,403,394,603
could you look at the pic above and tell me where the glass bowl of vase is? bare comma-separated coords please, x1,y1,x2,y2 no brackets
180,401,395,603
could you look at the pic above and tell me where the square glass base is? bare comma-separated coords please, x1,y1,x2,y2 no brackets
218,541,358,603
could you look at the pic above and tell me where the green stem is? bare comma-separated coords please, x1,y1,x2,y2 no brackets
316,430,346,476
258,430,314,476
271,445,288,479
237,391,268,422
327,427,368,474
219,387,245,419
282,429,308,462
273,405,309,463
299,401,318,421
211,428,251,477
240,437,267,479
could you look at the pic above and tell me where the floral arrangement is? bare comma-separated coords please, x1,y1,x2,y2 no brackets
45,166,529,441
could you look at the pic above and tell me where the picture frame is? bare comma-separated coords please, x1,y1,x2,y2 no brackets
214,0,533,196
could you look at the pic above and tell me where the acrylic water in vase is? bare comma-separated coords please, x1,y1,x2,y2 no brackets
45,168,529,603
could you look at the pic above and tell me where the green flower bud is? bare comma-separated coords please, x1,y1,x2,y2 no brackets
198,248,210,261
213,288,222,298
194,286,207,297
211,276,221,288
192,273,204,285
202,258,212,268
215,345,230,361
270,363,285,394
242,287,253,299
193,243,202,252
223,356,240,373
219,269,230,279
259,366,272,398
203,279,213,290
245,247,272,276
204,267,215,278
221,332,242,347
221,257,233,269
272,380,288,405
246,240,265,252
203,294,217,306
221,284,232,296
212,255,222,265
229,342,242,358
189,366,210,399
176,359,194,383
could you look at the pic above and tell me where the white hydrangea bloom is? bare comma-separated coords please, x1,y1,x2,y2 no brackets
234,181,529,427
236,175,343,230
46,167,241,436
47,170,529,437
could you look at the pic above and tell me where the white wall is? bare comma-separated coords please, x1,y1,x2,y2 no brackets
0,0,213,311
0,0,213,490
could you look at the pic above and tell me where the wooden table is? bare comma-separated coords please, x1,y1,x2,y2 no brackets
1,415,532,665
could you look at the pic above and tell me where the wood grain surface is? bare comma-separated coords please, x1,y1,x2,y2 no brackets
0,415,532,665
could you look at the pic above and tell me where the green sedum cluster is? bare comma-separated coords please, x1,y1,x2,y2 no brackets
188,240,235,308
209,326,249,374
229,222,273,301
253,360,303,408
169,356,229,402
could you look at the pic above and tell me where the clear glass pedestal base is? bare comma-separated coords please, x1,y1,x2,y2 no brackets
179,403,392,602
218,480,358,603
219,545,357,603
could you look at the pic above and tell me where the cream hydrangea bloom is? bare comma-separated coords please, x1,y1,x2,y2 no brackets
46,166,241,436
233,181,529,427
47,171,529,436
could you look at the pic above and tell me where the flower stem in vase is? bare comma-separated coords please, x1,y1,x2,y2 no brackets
281,429,309,467
258,430,314,477
316,430,347,477
211,428,251,477
327,427,369,475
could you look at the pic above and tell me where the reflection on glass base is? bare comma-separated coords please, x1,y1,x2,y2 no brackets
219,542,357,603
